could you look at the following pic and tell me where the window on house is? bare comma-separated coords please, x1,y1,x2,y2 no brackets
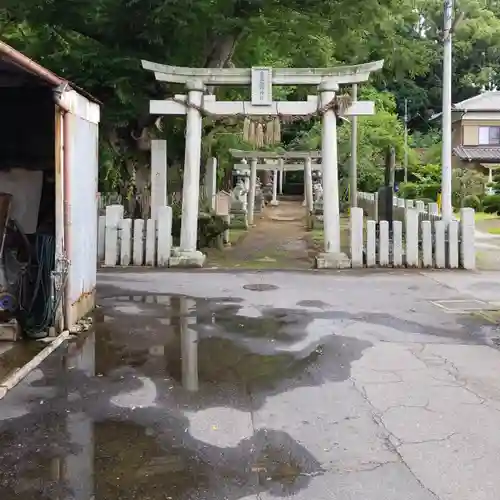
479,126,500,145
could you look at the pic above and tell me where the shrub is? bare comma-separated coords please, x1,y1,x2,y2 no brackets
463,194,482,212
419,198,435,204
171,212,228,248
197,214,228,248
398,182,419,199
482,194,500,214
420,183,441,201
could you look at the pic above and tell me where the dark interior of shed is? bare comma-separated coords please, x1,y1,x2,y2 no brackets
0,54,60,339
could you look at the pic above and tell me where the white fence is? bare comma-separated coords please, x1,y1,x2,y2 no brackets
352,193,475,269
357,192,443,230
98,204,173,267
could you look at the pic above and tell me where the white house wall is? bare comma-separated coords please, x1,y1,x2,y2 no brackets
65,91,99,326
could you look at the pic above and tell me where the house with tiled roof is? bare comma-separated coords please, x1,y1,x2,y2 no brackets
444,91,500,185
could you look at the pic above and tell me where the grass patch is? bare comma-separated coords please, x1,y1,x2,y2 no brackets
308,216,351,251
488,227,500,235
311,228,324,244
230,228,247,244
453,211,499,222
474,212,498,221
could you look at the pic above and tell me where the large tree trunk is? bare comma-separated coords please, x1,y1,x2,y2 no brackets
204,30,242,68
204,30,243,93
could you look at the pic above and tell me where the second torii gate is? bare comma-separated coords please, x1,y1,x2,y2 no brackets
142,60,383,267
234,161,323,209
230,149,321,221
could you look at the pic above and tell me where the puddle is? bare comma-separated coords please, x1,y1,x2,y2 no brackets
94,294,371,404
296,300,329,308
0,292,372,499
243,284,279,291
0,340,46,382
0,368,324,499
0,287,487,498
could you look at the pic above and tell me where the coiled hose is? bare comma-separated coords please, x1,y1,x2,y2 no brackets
17,234,66,339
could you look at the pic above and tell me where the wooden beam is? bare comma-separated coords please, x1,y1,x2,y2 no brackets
150,97,374,117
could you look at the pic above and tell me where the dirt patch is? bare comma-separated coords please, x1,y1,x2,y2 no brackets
206,200,316,269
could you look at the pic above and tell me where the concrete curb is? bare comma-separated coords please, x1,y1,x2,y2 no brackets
0,330,71,400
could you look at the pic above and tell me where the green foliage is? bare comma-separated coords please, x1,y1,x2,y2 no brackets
463,194,482,211
171,196,228,248
452,167,486,208
483,194,500,214
4,0,500,197
171,212,228,248
399,182,419,199
197,215,228,249
289,85,411,193
420,183,440,201
357,164,384,193
410,130,440,149
400,163,441,201
411,163,441,184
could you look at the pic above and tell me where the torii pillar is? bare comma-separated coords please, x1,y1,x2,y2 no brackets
316,81,350,268
171,79,206,267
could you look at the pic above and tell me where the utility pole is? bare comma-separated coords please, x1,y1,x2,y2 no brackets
441,0,454,223
350,83,358,208
404,98,409,184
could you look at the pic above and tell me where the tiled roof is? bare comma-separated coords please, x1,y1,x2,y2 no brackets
454,91,500,111
431,91,500,120
453,145,500,162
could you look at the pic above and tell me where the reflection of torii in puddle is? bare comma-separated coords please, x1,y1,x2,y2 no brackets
230,149,322,223
0,293,372,498
96,294,369,403
142,59,383,268
165,297,334,394
0,329,326,500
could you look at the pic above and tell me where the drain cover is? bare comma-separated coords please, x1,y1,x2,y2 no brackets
431,299,490,312
243,284,279,291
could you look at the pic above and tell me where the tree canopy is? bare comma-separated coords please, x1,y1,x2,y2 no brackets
2,0,500,196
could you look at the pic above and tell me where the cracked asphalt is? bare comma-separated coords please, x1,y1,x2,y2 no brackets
2,270,500,499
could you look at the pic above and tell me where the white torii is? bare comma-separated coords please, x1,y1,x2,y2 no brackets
233,162,322,171
142,60,383,268
231,150,322,205
231,150,322,216
234,161,322,212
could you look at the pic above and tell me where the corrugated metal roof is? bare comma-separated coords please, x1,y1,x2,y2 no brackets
453,145,500,162
0,41,100,104
454,91,500,111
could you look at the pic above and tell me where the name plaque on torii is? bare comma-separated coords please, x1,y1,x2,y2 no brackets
251,67,273,106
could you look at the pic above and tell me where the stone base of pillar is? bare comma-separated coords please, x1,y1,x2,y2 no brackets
169,249,206,268
270,200,279,206
315,252,351,269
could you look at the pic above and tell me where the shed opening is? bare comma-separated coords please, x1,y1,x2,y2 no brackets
0,54,61,340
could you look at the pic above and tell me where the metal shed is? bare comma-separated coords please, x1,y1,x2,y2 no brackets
0,41,100,336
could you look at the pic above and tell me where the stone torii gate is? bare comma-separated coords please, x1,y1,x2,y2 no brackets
142,60,383,267
230,149,322,220
240,162,323,207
